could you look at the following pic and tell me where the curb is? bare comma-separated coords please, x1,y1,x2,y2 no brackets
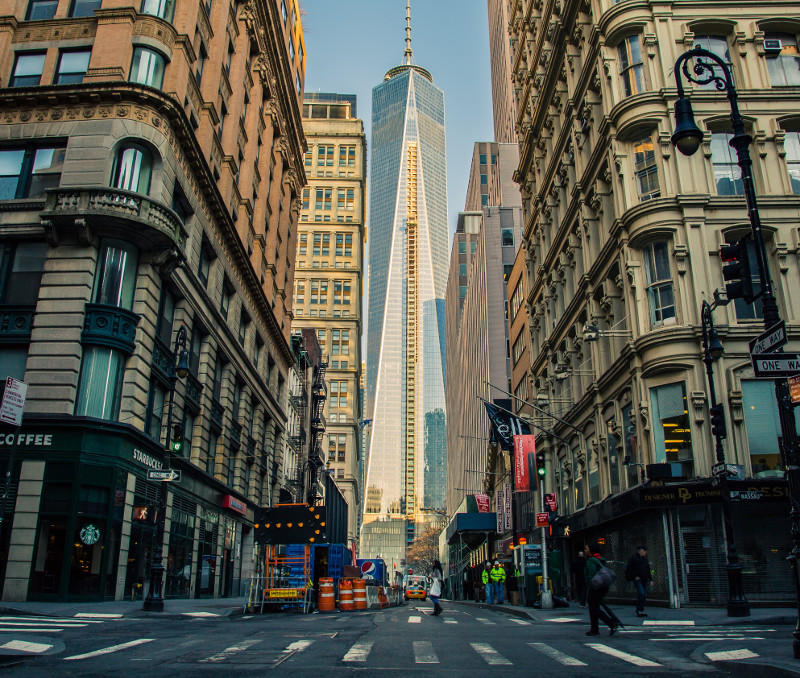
447,600,538,621
714,660,800,677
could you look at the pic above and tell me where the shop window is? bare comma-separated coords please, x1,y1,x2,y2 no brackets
56,49,91,85
111,143,153,194
650,381,693,477
0,143,65,200
129,46,166,89
70,0,101,17
765,33,800,87
618,35,645,96
31,517,68,594
10,51,45,87
711,132,744,195
26,0,57,20
642,241,675,326
141,0,175,21
784,130,800,194
633,135,660,201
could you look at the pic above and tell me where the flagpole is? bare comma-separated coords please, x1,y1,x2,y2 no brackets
484,380,583,435
477,397,571,446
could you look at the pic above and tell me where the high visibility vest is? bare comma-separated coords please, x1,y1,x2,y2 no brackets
490,566,506,583
481,569,489,584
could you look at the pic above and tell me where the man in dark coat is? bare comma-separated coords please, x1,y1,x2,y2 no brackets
626,545,653,617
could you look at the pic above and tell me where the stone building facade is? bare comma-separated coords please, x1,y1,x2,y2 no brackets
0,0,306,602
508,0,800,605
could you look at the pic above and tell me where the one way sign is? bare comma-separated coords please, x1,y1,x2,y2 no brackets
751,353,800,378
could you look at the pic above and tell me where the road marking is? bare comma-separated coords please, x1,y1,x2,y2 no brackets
73,613,123,619
274,639,315,667
705,648,759,661
200,638,261,663
408,616,422,624
652,637,763,642
471,642,512,665
0,628,64,633
528,642,587,666
414,640,439,664
343,640,373,662
475,617,496,625
546,617,581,623
509,618,531,625
586,643,661,667
643,620,695,626
181,612,220,617
444,619,458,624
0,621,87,627
0,640,53,654
0,616,104,624
241,616,254,620
64,638,154,661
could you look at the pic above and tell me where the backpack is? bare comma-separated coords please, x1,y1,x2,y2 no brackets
590,562,616,590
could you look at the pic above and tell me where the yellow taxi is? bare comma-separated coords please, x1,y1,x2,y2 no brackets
405,575,428,600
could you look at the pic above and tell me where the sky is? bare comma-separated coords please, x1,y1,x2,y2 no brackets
299,0,495,241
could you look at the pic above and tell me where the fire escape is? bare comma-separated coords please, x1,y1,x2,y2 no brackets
288,336,308,500
307,356,328,504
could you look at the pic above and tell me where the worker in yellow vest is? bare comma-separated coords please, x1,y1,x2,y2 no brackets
489,560,506,604
481,562,493,604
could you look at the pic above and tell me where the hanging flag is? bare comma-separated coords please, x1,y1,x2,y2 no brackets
513,434,536,492
483,401,531,451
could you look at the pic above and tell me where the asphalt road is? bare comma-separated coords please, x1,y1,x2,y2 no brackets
0,603,793,676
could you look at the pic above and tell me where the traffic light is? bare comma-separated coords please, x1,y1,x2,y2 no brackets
536,450,546,478
170,424,183,454
720,236,755,303
710,404,727,439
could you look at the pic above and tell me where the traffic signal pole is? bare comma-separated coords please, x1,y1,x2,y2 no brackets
539,485,553,609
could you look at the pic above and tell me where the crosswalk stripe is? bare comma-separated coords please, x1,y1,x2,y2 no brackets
528,642,587,666
0,628,64,633
273,639,314,667
509,618,530,625
73,613,122,619
546,617,581,623
0,616,104,624
0,621,88,628
475,617,496,625
652,636,763,642
181,612,220,617
444,619,458,624
705,648,759,661
643,620,695,626
586,643,661,667
408,616,422,624
0,640,53,654
64,638,154,661
414,640,439,664
200,638,261,663
343,641,373,662
471,642,512,665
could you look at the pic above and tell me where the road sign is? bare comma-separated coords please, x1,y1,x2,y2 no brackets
0,377,27,426
749,320,787,356
790,375,800,404
751,353,800,378
536,512,549,528
544,493,558,512
712,463,744,478
147,469,181,482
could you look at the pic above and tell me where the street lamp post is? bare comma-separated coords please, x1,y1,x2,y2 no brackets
672,46,800,648
143,324,189,612
700,300,749,617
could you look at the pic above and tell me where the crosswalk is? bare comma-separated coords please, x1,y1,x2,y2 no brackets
0,613,121,656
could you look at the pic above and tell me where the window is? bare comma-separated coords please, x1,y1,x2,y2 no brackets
480,173,488,185
337,188,354,211
171,181,193,223
711,132,743,195
328,434,346,462
75,346,125,419
633,135,660,200
333,280,350,305
93,240,138,309
304,149,312,167
649,381,693,477
225,41,234,75
220,275,233,318
56,49,91,85
338,145,355,166
302,188,310,210
310,279,327,304
317,145,334,167
70,0,101,16
195,42,207,84
217,102,227,139
198,237,214,287
765,33,800,87
458,241,466,255
692,36,732,90
742,380,800,477
329,381,347,408
207,431,218,475
725,235,763,321
643,241,675,326
10,52,45,87
146,381,166,440
479,154,487,165
295,280,304,304
141,0,175,21
181,412,195,458
111,143,152,194
511,333,525,364
0,242,48,306
188,322,203,374
481,194,488,206
331,329,349,356
785,131,800,194
459,263,467,277
509,280,524,319
155,287,175,347
618,35,645,96
0,143,65,200
501,228,514,247
315,187,332,211
239,310,250,346
26,0,58,20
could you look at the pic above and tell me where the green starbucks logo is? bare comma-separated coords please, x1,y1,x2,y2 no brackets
80,524,101,545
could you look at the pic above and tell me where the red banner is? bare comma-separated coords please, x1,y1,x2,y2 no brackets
513,434,536,492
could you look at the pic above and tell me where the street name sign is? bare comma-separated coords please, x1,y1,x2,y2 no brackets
748,320,787,356
147,469,181,482
751,353,800,378
712,463,744,478
0,377,27,426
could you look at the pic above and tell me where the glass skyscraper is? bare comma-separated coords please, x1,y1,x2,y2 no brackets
361,19,448,564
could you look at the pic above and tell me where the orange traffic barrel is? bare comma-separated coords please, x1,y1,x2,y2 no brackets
318,578,335,612
352,578,367,610
338,578,354,611
378,586,389,609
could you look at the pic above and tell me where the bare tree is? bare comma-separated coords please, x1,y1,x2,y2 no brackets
406,526,440,575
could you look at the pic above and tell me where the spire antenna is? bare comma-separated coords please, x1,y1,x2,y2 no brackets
403,0,413,65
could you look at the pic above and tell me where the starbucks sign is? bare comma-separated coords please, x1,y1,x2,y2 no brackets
80,524,101,545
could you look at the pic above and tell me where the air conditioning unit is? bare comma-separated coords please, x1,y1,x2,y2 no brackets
764,38,783,55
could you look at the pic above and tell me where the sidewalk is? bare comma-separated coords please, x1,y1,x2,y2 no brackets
0,596,247,619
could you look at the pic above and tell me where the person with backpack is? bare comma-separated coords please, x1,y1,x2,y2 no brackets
584,547,618,636
626,545,653,617
429,560,444,616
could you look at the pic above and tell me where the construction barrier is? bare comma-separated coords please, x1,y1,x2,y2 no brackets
366,585,381,609
338,578,354,611
377,586,389,609
352,579,368,610
318,577,335,612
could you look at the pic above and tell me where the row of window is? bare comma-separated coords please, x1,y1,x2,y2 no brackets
26,0,175,21
304,145,357,168
301,187,356,211
295,279,352,306
298,232,354,257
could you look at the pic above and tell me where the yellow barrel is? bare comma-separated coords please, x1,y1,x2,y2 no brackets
352,578,367,610
318,577,335,612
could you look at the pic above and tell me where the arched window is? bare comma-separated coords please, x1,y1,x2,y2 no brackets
129,46,165,88
111,143,152,194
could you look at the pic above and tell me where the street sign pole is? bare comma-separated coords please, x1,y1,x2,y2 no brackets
539,485,553,609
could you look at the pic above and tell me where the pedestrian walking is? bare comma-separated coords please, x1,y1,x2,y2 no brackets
429,560,444,615
584,547,618,636
625,545,653,617
572,550,587,606
482,562,493,604
490,560,506,604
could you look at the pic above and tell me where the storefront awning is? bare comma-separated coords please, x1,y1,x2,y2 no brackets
445,512,496,544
